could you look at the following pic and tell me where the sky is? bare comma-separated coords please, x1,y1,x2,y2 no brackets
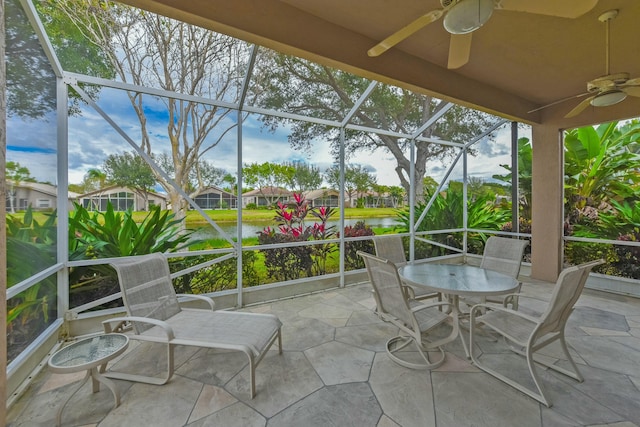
7,85,529,193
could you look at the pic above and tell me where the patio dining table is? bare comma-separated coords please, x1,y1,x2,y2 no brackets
398,262,518,357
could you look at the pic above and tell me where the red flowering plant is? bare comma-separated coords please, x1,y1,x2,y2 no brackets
257,193,337,281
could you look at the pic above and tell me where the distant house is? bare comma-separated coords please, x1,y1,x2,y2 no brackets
78,186,168,211
193,186,238,209
305,189,340,207
242,187,292,208
5,181,79,212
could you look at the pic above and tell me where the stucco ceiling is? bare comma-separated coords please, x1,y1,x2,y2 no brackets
118,0,640,128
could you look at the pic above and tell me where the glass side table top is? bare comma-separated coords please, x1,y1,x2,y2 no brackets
49,333,129,372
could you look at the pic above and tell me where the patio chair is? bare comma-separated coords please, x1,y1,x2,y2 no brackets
358,251,454,370
373,236,441,302
102,253,282,398
464,236,529,309
469,259,604,407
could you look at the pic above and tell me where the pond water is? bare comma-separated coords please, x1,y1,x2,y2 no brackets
191,217,401,240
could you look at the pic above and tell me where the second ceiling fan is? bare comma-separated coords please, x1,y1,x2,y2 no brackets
367,0,598,69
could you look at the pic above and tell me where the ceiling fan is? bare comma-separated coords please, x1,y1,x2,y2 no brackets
367,0,599,69
530,9,640,118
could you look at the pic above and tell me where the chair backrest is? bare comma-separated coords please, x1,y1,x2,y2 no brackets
373,236,407,264
480,236,529,278
111,253,181,333
536,259,604,337
358,251,415,328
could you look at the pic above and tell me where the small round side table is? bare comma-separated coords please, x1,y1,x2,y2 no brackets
48,333,129,426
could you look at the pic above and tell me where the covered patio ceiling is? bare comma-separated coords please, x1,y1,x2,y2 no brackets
118,0,640,128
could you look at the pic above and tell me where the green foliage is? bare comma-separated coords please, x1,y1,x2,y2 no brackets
340,221,376,270
493,137,532,219
170,252,261,293
6,207,58,362
325,164,376,202
257,193,337,281
67,202,198,307
395,187,510,256
102,151,157,200
564,121,640,217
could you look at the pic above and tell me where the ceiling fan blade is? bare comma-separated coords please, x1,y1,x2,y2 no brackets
499,0,598,18
368,10,444,57
527,92,590,114
565,95,597,118
623,86,640,97
448,33,472,69
621,77,640,86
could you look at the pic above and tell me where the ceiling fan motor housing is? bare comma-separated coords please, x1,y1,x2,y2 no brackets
587,73,629,93
442,0,494,34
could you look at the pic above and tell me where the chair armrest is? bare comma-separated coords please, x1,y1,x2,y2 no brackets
411,300,452,313
510,293,549,302
469,303,540,324
402,285,416,299
176,293,215,310
103,316,176,340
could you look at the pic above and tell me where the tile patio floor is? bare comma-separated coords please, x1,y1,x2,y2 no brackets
7,279,640,427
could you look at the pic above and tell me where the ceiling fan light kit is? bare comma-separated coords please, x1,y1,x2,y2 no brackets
443,0,494,34
527,8,640,118
590,90,627,107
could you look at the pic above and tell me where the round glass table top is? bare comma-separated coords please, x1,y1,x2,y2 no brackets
398,263,518,297
49,334,129,372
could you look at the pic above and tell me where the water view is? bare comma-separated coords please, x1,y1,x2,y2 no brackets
191,217,400,240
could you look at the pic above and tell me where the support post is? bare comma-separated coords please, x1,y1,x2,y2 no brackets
531,124,563,281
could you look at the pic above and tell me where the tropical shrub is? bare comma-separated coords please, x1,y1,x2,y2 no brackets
340,221,375,270
396,187,510,257
257,193,337,281
68,202,197,308
170,251,261,293
6,207,57,362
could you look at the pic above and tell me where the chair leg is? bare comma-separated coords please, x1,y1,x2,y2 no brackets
104,342,175,385
386,336,446,370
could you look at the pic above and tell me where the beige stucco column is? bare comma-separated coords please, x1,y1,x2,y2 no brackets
530,123,564,282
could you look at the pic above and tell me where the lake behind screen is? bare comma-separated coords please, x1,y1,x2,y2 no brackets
191,217,400,240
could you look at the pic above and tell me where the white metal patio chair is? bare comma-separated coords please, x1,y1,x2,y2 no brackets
464,236,529,309
358,251,454,370
469,259,604,407
373,236,441,302
102,253,283,398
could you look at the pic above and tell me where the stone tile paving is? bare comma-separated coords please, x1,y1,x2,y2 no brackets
7,280,640,427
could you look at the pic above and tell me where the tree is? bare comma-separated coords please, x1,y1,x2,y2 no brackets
284,161,322,193
252,52,496,202
493,137,532,219
81,168,108,193
243,162,293,205
102,152,156,210
5,161,35,213
388,186,405,208
324,164,375,207
6,0,112,119
47,1,251,220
